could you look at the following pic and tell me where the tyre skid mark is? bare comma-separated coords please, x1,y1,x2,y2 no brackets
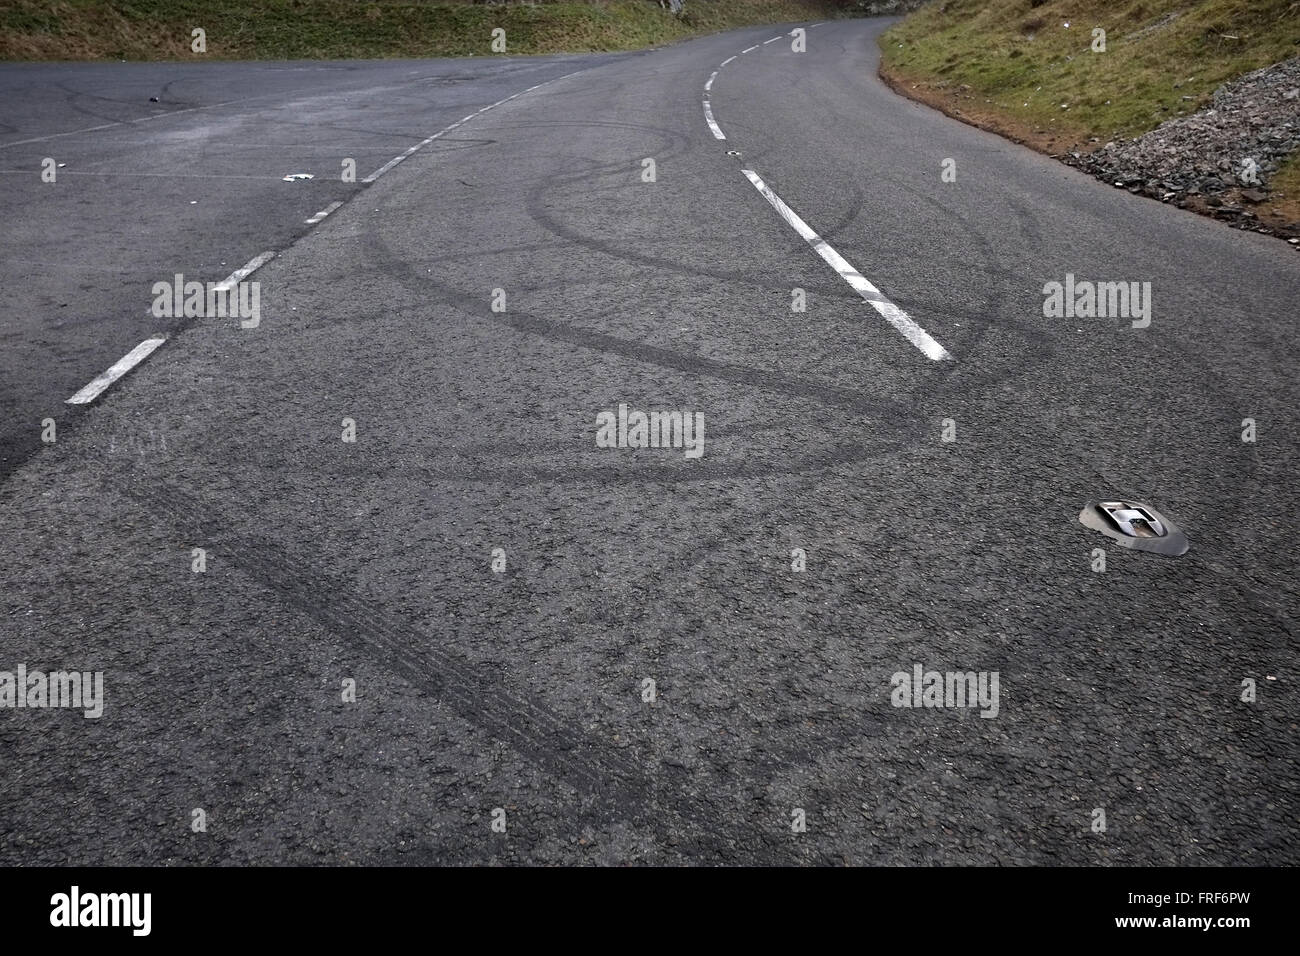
120,479,745,859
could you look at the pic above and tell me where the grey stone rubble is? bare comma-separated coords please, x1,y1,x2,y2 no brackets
1064,55,1300,241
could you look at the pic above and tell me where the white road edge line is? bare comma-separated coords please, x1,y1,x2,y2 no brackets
304,201,343,224
763,37,780,44
705,71,718,92
703,99,725,139
719,55,736,67
742,45,759,53
740,169,952,361
66,337,167,405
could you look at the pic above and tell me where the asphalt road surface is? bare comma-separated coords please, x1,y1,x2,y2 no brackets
1,18,1297,865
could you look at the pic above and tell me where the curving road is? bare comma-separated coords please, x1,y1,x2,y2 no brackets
1,17,1297,865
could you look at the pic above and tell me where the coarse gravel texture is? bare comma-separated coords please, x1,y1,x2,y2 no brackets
1067,56,1300,239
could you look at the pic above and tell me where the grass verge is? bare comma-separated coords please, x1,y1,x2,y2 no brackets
878,0,1300,228
0,0,843,61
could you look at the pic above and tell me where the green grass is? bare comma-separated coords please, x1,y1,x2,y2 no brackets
0,0,845,61
1264,149,1300,224
880,0,1300,144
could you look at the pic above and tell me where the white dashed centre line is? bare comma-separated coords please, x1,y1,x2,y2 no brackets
63,73,592,411
215,251,276,293
361,71,580,184
740,169,952,361
54,71,596,422
703,99,725,139
305,201,343,224
66,337,167,405
704,26,951,363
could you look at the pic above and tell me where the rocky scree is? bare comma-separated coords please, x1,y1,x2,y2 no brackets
1065,56,1300,242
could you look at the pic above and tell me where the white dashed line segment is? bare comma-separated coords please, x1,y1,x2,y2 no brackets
362,153,409,182
304,201,343,224
361,71,579,184
703,99,725,139
740,169,952,361
214,251,276,292
66,337,167,405
703,28,950,363
707,31,794,140
59,69,595,418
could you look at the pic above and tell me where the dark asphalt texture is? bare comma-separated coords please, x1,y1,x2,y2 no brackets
0,52,618,479
1,18,1297,865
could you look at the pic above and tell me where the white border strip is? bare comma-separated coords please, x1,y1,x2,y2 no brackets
66,337,166,405
740,169,952,361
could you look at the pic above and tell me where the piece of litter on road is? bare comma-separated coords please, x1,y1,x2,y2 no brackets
282,173,314,181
